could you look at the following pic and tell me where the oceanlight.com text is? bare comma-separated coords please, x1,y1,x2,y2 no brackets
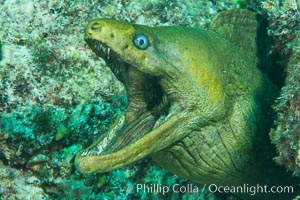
208,183,294,196
136,183,294,196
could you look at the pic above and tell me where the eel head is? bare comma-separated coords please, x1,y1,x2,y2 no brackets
75,19,226,174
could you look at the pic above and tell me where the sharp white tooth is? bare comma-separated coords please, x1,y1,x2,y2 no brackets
107,47,110,55
94,115,125,155
164,112,173,122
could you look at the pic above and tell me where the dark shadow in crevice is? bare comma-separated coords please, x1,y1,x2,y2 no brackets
256,14,286,88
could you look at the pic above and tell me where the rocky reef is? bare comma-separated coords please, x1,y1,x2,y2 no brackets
264,0,300,177
0,0,299,199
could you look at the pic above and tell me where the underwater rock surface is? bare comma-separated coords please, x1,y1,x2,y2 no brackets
0,0,299,199
264,0,300,177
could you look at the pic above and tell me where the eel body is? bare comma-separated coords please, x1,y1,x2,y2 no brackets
75,10,299,199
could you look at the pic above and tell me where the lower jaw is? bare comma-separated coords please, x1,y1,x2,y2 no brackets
74,105,181,174
79,101,168,157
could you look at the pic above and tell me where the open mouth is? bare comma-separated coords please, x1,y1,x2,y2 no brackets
74,19,189,174
81,39,171,157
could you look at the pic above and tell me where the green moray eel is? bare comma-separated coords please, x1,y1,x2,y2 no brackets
75,10,299,199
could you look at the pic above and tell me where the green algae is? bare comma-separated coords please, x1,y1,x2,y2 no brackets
0,40,2,61
236,0,247,8
55,124,71,141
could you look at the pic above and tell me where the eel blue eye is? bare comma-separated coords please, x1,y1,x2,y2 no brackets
133,34,149,50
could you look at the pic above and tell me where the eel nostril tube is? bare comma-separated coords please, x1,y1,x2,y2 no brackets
91,22,101,31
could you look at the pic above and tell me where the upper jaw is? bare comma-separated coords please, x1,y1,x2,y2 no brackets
85,39,111,62
82,36,176,153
